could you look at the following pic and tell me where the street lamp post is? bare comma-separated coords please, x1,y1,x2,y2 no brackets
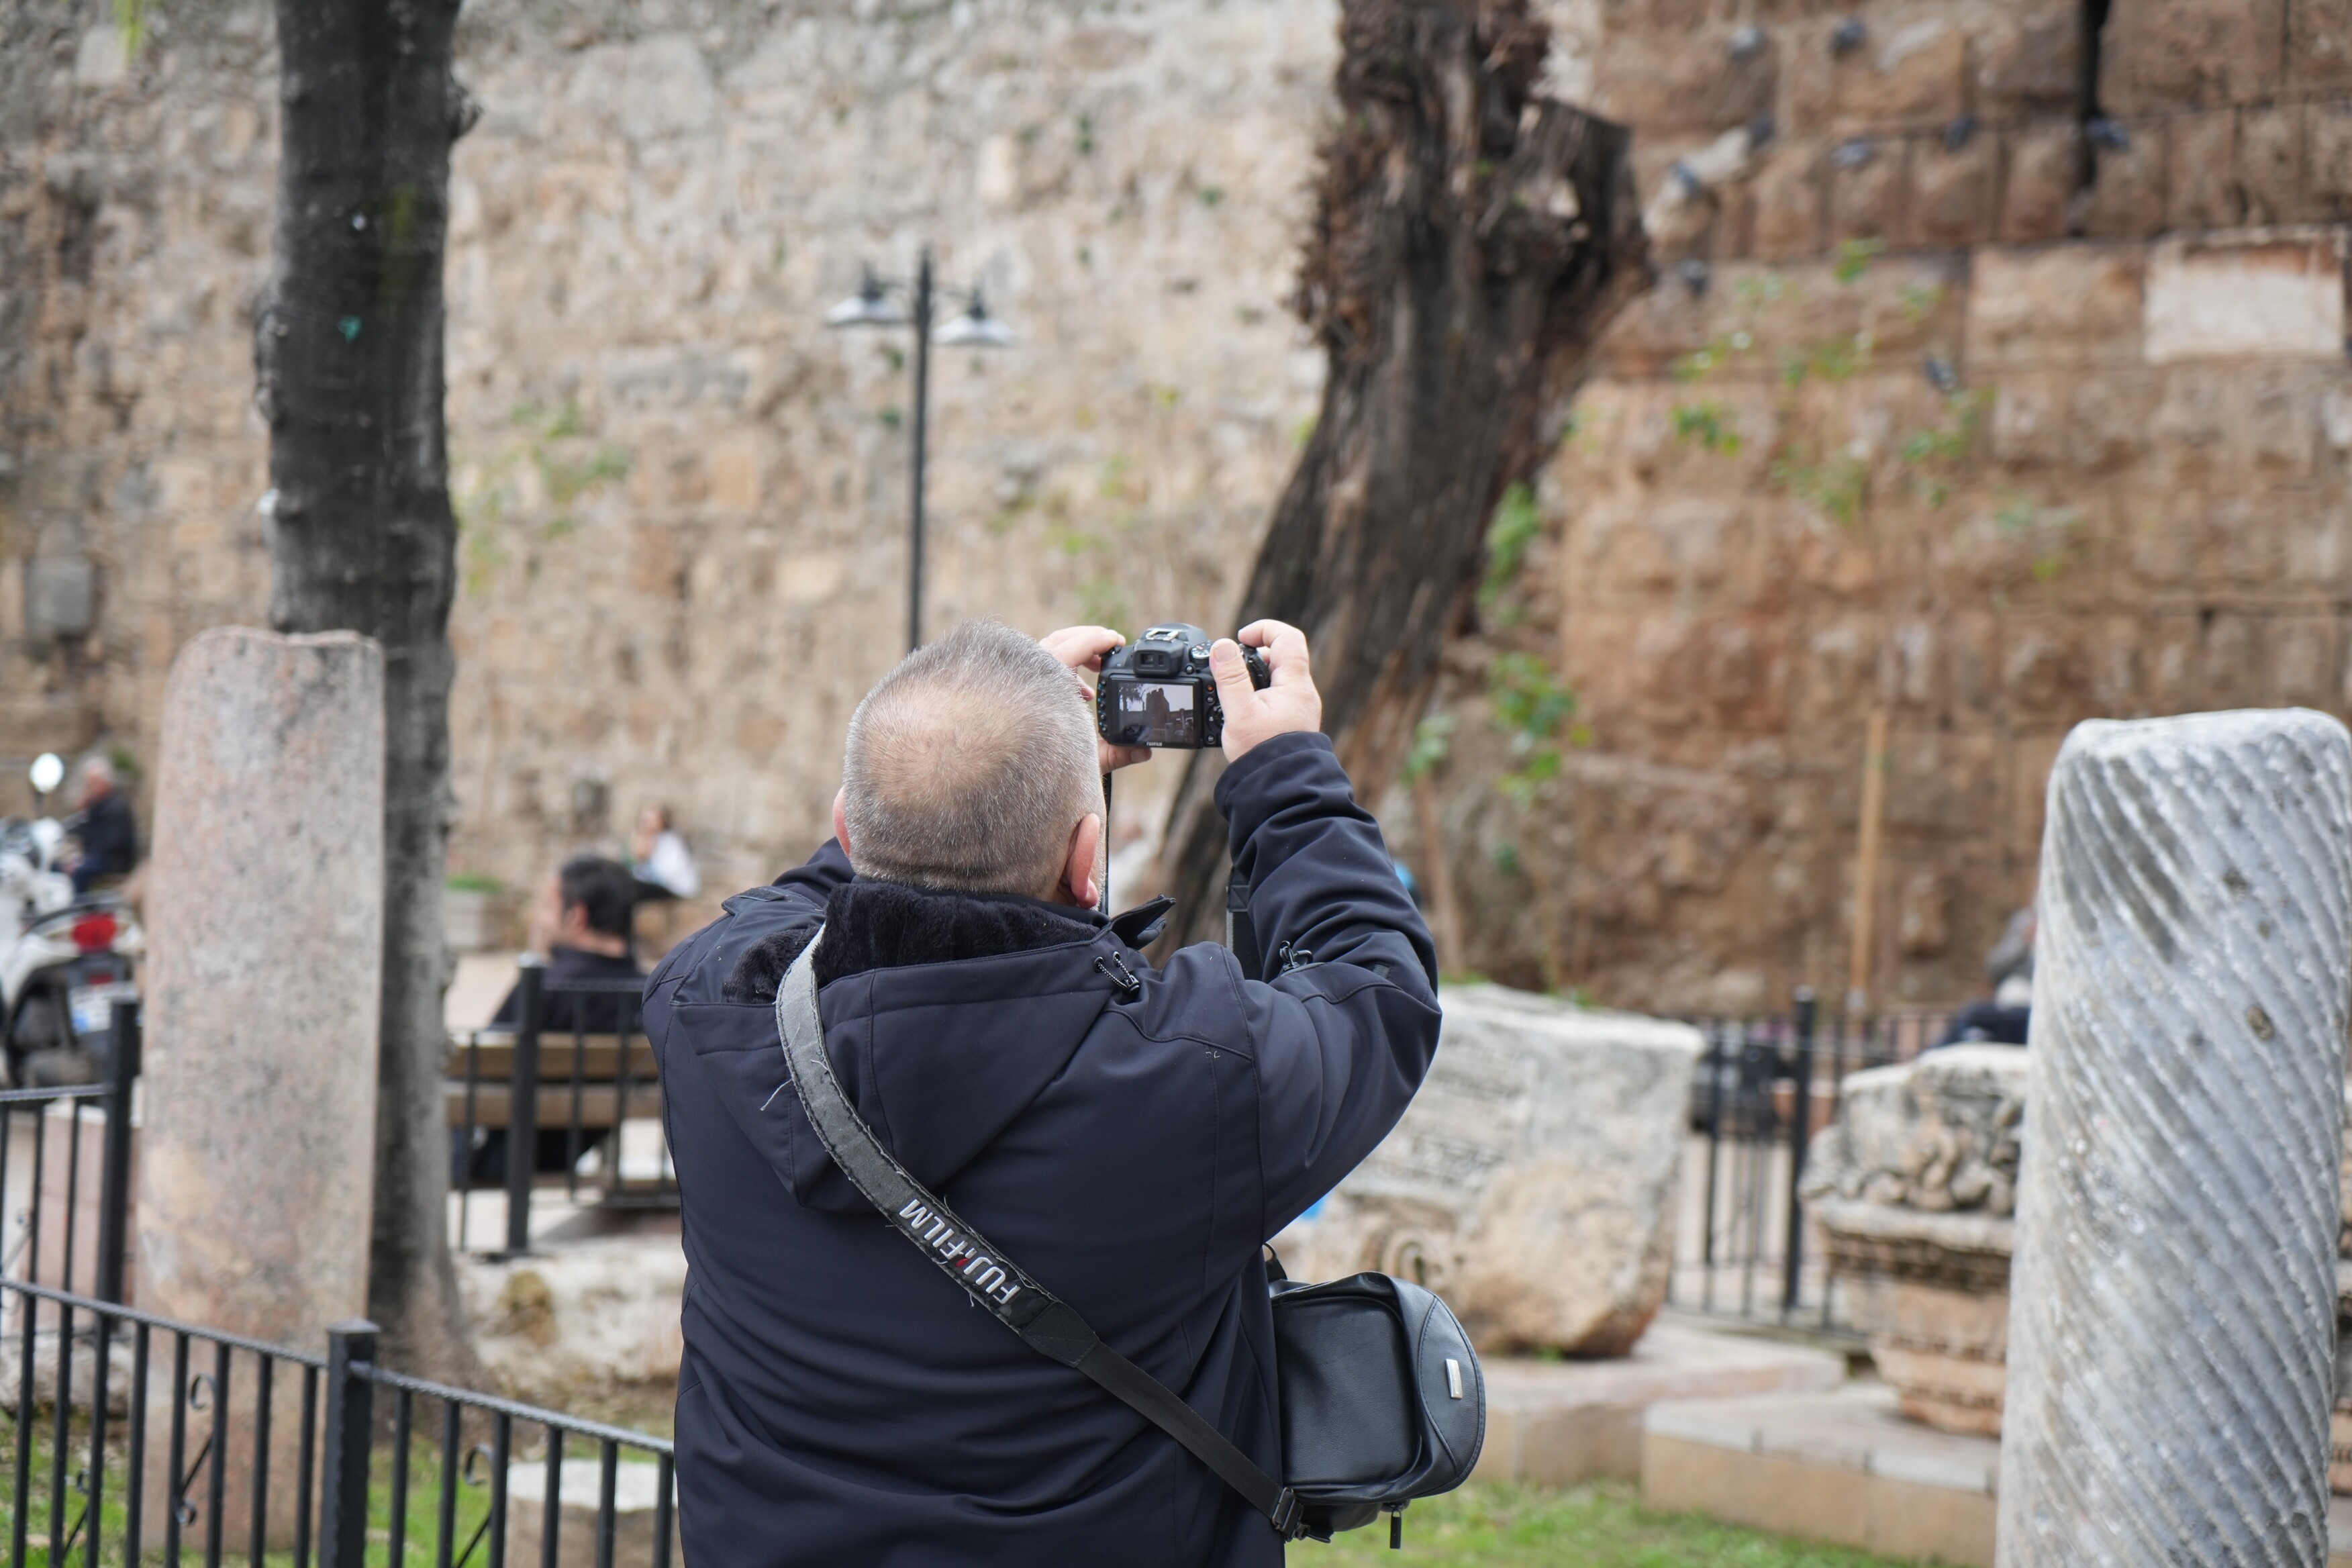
826,248,1016,652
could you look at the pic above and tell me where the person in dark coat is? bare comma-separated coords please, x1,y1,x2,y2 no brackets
454,855,644,1187
646,618,1440,1567
491,854,643,1034
66,756,137,893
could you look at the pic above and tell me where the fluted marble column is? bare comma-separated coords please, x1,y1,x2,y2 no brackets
1998,709,2352,1567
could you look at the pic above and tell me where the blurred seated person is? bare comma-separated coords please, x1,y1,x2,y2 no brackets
494,854,644,1031
630,801,700,901
1939,906,2034,1047
456,856,644,1187
66,755,138,894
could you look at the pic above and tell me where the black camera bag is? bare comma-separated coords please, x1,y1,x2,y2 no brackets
773,930,1485,1543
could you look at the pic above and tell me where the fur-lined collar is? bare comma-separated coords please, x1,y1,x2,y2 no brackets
722,881,1097,1005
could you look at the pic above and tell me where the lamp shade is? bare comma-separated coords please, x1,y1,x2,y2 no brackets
936,295,1015,348
826,271,907,328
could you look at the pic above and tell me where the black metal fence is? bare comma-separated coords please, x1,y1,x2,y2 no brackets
1668,992,1959,1333
0,1000,679,1565
450,965,672,1257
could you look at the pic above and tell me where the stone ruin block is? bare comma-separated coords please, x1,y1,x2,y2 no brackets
1995,123,2079,244
1802,1044,2026,1436
1275,985,1699,1357
2099,0,2286,115
2081,119,2167,239
506,1457,681,1568
1589,28,1777,136
2292,0,2352,95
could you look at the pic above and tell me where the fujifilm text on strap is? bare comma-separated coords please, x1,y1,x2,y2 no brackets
895,1195,1020,1306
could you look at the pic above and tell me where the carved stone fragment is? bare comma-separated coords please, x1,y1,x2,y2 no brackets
1277,985,1700,1355
1803,1043,2026,1435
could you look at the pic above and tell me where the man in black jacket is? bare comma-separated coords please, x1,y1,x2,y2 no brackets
646,617,1440,1566
67,756,137,893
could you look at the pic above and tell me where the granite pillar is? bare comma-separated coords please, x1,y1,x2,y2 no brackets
1998,711,2352,1567
136,628,385,1544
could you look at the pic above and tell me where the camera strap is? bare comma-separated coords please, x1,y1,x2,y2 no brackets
772,929,1306,1539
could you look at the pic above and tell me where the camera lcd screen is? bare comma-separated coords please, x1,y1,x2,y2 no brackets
1110,681,1199,747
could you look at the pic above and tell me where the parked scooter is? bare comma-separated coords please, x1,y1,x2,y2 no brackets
0,753,141,1085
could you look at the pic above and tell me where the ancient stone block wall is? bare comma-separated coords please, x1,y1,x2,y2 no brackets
0,0,1340,914
7,0,2351,1011
1399,0,2352,1010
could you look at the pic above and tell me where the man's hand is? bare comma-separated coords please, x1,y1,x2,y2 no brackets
1214,620,1322,762
1040,625,1150,774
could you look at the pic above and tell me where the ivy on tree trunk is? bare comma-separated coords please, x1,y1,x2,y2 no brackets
1154,0,1651,951
255,0,478,1379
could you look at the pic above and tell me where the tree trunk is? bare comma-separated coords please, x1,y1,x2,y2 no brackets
255,0,478,1382
1154,0,1651,950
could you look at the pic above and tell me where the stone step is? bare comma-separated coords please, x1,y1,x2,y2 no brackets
1644,1383,1995,1563
1642,1383,2352,1566
1473,1320,1844,1485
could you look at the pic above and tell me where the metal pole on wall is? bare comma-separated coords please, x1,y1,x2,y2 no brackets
908,249,932,654
1846,709,1890,1014
1998,711,2351,1566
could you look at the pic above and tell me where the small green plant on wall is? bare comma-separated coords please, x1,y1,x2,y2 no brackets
1466,483,1589,990
453,399,633,594
1664,237,2073,592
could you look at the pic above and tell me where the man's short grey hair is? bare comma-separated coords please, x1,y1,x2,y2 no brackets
79,754,115,787
841,620,1101,895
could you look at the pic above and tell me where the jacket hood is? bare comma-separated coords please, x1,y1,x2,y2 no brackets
685,879,1126,1213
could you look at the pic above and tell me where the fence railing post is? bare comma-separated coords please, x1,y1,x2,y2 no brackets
320,1318,377,1568
505,957,546,1256
97,997,140,1307
1781,987,1818,1317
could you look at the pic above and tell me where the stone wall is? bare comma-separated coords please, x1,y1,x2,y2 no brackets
1393,0,2352,1008
7,0,2352,1010
0,0,1342,916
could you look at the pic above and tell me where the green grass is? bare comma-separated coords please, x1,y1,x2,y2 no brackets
5,1428,1904,1568
0,1420,503,1566
1292,1481,1914,1567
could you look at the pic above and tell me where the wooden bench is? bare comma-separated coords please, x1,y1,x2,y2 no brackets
444,1034,662,1132
446,1030,672,1204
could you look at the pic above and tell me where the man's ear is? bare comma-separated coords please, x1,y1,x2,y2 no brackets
832,789,851,856
554,899,589,942
1061,812,1103,908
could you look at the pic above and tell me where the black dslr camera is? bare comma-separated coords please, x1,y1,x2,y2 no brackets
1097,624,1271,749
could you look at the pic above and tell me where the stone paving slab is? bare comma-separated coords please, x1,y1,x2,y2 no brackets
1475,1321,1845,1485
1643,1382,1998,1564
1643,1381,2352,1565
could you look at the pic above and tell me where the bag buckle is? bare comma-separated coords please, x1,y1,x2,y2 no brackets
1269,1487,1306,1538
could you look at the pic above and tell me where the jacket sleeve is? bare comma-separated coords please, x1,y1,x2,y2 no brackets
1214,732,1442,1236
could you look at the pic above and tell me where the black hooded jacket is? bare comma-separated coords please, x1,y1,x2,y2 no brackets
644,732,1441,1566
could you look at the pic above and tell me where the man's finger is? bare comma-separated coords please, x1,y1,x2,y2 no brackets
1210,638,1261,712
1041,625,1128,671
1239,620,1310,686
